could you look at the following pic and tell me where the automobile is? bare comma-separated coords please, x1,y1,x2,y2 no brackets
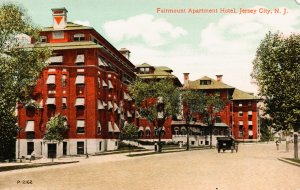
216,137,238,153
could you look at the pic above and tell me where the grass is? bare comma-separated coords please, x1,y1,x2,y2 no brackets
0,161,79,172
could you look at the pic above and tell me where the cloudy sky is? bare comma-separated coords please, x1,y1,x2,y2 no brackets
4,0,300,93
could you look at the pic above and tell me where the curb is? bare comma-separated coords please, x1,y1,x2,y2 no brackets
278,158,300,167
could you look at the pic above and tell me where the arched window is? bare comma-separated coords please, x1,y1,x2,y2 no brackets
145,127,151,137
173,127,179,135
181,127,187,135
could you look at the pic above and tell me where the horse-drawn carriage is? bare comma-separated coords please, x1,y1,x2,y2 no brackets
216,137,238,153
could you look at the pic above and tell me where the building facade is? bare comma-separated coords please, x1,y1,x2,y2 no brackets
17,8,136,158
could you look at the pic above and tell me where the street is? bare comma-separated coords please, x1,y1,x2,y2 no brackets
0,143,299,190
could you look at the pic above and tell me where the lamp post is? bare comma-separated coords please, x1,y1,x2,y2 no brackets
17,126,22,162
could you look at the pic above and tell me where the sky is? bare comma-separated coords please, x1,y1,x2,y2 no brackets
3,0,300,94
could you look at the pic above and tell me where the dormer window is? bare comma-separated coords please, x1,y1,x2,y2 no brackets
139,67,150,74
40,36,47,43
200,80,211,85
74,33,85,41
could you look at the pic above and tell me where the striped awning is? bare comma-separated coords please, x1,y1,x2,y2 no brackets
25,121,34,132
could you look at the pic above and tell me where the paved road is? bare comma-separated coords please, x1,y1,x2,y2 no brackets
0,143,299,190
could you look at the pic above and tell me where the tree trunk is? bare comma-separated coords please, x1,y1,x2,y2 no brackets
186,123,190,151
294,134,298,159
286,140,289,152
210,125,213,149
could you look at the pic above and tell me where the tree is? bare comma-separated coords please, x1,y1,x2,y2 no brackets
120,122,138,152
203,95,226,149
44,114,68,143
259,117,273,142
252,32,300,159
129,79,180,152
181,90,206,150
0,3,51,160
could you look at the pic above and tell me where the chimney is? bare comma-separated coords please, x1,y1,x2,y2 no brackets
119,48,131,60
52,8,68,30
183,73,189,88
216,75,223,82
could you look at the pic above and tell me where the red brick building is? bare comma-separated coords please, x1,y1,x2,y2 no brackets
175,73,259,145
17,8,136,158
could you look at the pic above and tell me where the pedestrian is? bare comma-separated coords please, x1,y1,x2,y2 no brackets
275,140,279,150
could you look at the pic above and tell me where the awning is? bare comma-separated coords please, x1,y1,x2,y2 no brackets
214,123,228,127
127,111,132,117
135,111,140,118
98,57,108,66
248,111,252,115
127,94,132,101
75,54,85,63
98,121,101,129
108,80,113,89
46,75,55,84
75,75,85,84
239,121,243,125
62,98,67,104
102,80,108,87
124,92,129,100
76,120,85,127
108,122,114,132
25,121,34,132
47,55,63,63
108,101,113,110
103,101,107,107
75,98,85,106
46,98,56,105
114,102,119,111
98,100,104,110
145,126,151,131
248,121,253,125
138,126,144,131
114,123,120,132
249,130,253,136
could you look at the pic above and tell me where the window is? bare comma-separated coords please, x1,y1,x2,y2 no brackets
75,54,85,65
75,75,85,85
53,31,64,39
174,127,179,135
62,75,67,87
249,125,253,130
248,115,252,121
239,125,244,137
239,111,243,117
74,33,85,41
99,141,102,151
248,102,252,106
216,116,222,123
238,103,243,107
200,80,211,85
40,36,47,43
27,142,34,155
115,141,118,146
77,142,84,154
98,77,101,88
145,128,151,137
76,120,85,133
46,75,56,85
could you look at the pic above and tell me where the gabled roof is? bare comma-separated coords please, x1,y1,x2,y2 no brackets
188,76,235,90
42,22,93,32
156,66,173,72
136,63,154,68
232,88,259,100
